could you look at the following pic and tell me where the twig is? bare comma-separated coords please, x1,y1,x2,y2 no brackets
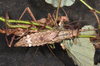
55,0,61,26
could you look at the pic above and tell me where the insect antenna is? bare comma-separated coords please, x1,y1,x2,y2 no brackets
28,46,39,66
47,44,65,66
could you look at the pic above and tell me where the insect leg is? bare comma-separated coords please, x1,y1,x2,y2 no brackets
47,13,56,26
15,21,37,40
73,18,81,44
47,44,65,66
5,12,15,47
19,7,36,22
28,47,39,66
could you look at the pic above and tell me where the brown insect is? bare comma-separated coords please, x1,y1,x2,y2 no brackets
0,7,70,47
1,7,97,66
14,29,78,47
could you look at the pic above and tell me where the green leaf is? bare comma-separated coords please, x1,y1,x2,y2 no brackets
80,25,95,35
45,0,75,7
63,38,95,66
62,25,95,66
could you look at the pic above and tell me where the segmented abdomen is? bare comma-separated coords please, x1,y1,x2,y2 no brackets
14,30,77,47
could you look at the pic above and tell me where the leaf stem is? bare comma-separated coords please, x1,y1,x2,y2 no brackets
80,0,100,14
55,0,61,25
78,35,96,38
0,17,54,30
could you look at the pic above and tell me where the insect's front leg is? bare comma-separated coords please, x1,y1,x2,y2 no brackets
4,12,15,47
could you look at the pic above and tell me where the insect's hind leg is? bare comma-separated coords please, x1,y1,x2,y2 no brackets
28,46,39,66
47,44,65,66
19,7,36,22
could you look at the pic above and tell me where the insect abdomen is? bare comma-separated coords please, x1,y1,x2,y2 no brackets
14,30,77,47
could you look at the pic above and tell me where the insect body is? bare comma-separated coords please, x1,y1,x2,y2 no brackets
14,30,78,47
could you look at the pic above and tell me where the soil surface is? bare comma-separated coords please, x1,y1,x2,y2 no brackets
0,0,100,66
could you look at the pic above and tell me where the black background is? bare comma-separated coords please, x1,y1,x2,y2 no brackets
0,0,100,66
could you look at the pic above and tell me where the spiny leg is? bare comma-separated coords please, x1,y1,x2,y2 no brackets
47,13,55,26
5,12,9,31
9,35,15,47
16,7,38,39
37,12,58,31
47,44,65,66
5,12,15,47
28,47,39,66
19,7,51,30
52,10,58,27
5,12,10,47
37,13,53,30
72,17,81,44
18,7,48,30
52,10,56,20
18,7,40,32
19,7,36,22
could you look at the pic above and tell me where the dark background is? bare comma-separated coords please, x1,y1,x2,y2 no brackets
0,0,100,66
